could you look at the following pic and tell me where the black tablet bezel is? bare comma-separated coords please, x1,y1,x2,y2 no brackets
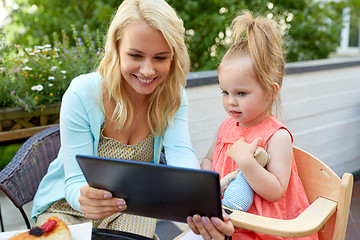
76,155,223,223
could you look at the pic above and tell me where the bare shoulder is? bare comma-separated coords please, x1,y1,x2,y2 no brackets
266,128,293,157
269,128,292,145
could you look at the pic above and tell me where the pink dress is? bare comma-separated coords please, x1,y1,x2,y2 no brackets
212,116,319,240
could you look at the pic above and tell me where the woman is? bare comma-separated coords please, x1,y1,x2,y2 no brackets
31,0,204,238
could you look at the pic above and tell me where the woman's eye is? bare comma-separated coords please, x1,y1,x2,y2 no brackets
155,56,167,61
221,91,229,95
130,54,142,59
238,92,247,96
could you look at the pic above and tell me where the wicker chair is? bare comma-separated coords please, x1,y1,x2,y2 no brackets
0,125,60,230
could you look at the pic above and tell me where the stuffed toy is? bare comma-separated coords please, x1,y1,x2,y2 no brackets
220,147,270,211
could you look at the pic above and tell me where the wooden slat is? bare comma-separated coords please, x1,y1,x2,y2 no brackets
0,125,57,142
228,197,337,238
0,104,60,121
293,147,341,203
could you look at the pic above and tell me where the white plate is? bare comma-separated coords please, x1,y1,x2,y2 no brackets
0,221,92,240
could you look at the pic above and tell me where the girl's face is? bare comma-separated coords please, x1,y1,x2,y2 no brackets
219,55,272,128
119,21,172,97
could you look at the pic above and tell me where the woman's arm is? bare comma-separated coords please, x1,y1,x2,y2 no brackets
61,76,126,219
60,79,95,212
227,129,293,202
163,90,200,169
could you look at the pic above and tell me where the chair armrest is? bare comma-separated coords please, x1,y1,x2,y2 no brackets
228,197,337,238
0,125,60,208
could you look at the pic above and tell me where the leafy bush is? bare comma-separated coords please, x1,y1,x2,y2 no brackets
0,25,102,111
2,0,344,72
169,0,343,70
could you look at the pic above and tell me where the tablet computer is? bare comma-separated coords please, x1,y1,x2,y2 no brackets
76,155,222,223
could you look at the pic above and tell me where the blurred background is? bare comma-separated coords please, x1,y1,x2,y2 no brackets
1,0,359,72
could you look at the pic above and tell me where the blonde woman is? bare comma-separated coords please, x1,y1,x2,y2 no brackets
31,0,208,238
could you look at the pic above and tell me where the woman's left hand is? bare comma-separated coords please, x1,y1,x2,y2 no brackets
187,210,234,240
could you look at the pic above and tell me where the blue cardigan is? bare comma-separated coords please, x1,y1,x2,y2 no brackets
31,72,200,220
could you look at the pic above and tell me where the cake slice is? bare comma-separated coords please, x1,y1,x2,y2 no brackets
8,216,71,240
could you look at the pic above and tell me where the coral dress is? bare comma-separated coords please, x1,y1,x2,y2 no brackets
212,116,319,240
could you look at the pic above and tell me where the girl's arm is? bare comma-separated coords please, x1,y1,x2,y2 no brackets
201,143,215,171
201,130,219,171
227,129,293,202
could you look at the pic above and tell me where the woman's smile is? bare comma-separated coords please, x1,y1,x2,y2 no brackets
133,74,158,84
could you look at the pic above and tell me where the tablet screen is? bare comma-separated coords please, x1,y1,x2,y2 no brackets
76,155,223,223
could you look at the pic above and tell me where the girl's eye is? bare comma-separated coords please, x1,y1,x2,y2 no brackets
221,91,229,95
238,92,247,96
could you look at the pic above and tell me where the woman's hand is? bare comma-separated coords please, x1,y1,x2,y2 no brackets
187,210,234,240
79,184,127,220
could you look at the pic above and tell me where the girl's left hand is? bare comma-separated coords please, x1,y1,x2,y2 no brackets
187,210,234,240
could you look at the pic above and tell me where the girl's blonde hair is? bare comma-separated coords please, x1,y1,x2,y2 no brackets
219,10,285,115
98,0,190,136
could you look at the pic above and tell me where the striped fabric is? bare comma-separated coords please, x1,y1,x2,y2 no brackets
221,170,254,211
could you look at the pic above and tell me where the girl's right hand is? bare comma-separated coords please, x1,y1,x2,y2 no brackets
187,210,234,240
79,184,127,220
226,137,260,168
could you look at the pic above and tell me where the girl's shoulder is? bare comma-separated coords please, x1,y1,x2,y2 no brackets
266,116,293,144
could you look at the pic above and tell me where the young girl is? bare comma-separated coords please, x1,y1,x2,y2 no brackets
188,11,319,240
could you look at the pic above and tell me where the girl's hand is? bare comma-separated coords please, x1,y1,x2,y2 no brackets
187,210,234,240
227,137,260,168
79,184,127,220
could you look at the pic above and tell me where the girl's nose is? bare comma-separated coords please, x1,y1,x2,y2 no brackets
140,59,155,77
228,95,238,106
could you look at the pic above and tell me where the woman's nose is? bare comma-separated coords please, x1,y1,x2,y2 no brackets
140,59,155,77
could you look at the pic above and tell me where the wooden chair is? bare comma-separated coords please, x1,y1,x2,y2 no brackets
0,125,60,230
175,146,354,240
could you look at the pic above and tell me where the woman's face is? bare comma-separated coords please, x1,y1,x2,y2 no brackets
119,21,172,97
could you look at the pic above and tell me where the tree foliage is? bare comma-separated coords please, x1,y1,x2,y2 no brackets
2,0,345,71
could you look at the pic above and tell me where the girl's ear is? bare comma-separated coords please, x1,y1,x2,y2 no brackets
272,82,280,98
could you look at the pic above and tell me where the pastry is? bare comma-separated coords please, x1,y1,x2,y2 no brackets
8,216,71,240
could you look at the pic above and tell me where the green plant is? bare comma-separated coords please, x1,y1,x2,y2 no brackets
0,25,103,111
0,143,22,171
168,0,343,70
3,0,344,72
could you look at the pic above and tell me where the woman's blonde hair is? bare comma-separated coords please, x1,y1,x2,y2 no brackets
98,0,190,136
218,10,285,115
